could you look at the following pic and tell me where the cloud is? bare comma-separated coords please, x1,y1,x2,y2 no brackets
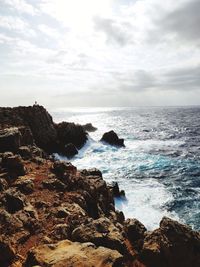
38,24,60,38
150,0,200,45
0,15,36,36
93,16,133,47
0,0,38,15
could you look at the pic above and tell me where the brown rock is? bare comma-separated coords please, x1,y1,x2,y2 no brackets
140,217,200,267
25,239,124,267
72,217,126,254
124,218,147,251
2,153,26,177
0,239,15,266
0,127,21,153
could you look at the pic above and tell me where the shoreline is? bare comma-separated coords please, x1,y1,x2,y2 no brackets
0,105,199,266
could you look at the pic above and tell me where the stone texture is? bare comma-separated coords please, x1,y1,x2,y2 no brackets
25,239,124,267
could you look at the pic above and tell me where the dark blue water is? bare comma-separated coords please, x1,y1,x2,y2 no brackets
53,107,200,230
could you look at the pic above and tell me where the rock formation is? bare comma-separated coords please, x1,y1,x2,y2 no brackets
101,130,125,147
0,105,87,156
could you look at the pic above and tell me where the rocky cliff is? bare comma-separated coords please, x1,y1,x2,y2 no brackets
0,105,87,154
0,106,199,267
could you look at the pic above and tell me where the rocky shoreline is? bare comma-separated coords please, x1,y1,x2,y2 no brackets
0,105,200,267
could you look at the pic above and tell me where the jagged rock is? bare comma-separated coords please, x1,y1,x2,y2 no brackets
140,217,200,267
42,178,67,192
63,143,78,158
2,153,26,177
82,123,97,132
0,209,23,235
0,127,21,153
25,239,124,267
56,121,87,150
3,189,25,213
80,168,102,177
51,161,77,179
18,146,32,160
0,239,15,266
124,218,147,251
31,146,46,158
32,156,46,165
18,126,34,146
101,130,125,147
72,217,126,254
51,223,71,240
0,178,8,191
13,176,34,194
108,182,126,198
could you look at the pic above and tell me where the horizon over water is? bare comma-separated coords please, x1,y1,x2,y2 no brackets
52,106,200,231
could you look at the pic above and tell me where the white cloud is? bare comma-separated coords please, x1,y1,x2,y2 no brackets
0,0,38,15
0,0,200,107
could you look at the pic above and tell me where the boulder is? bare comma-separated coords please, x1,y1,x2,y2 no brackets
42,178,67,192
82,123,97,132
139,217,200,267
0,127,21,153
14,176,34,194
2,153,26,177
72,217,126,254
108,182,126,198
0,239,15,266
124,218,147,251
51,223,71,241
25,239,124,267
51,161,77,179
56,121,87,150
0,209,23,235
3,189,25,213
18,146,32,160
63,143,78,158
101,130,125,147
80,168,102,177
0,178,8,191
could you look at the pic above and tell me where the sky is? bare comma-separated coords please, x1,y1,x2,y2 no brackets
0,0,200,108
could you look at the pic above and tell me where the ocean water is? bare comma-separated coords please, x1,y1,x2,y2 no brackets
52,107,200,231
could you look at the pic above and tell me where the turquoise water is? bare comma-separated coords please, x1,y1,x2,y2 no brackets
53,107,200,230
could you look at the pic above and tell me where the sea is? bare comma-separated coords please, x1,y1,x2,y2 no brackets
52,107,200,231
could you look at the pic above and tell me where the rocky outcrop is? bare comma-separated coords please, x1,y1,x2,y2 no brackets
0,105,87,156
101,130,125,147
56,121,87,151
139,217,200,267
25,239,124,267
82,123,97,132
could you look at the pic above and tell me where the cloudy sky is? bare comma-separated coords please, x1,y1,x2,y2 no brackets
0,0,200,108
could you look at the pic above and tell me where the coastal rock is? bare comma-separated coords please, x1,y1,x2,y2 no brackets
124,218,147,251
63,143,78,158
101,130,125,147
0,178,8,191
18,146,32,160
1,153,26,177
42,178,67,192
0,209,23,235
140,217,200,267
72,217,126,254
3,189,25,213
56,121,87,150
108,182,126,198
16,105,58,152
0,239,16,266
82,123,97,132
25,239,124,267
51,161,77,178
0,127,21,153
80,168,102,177
13,176,34,194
